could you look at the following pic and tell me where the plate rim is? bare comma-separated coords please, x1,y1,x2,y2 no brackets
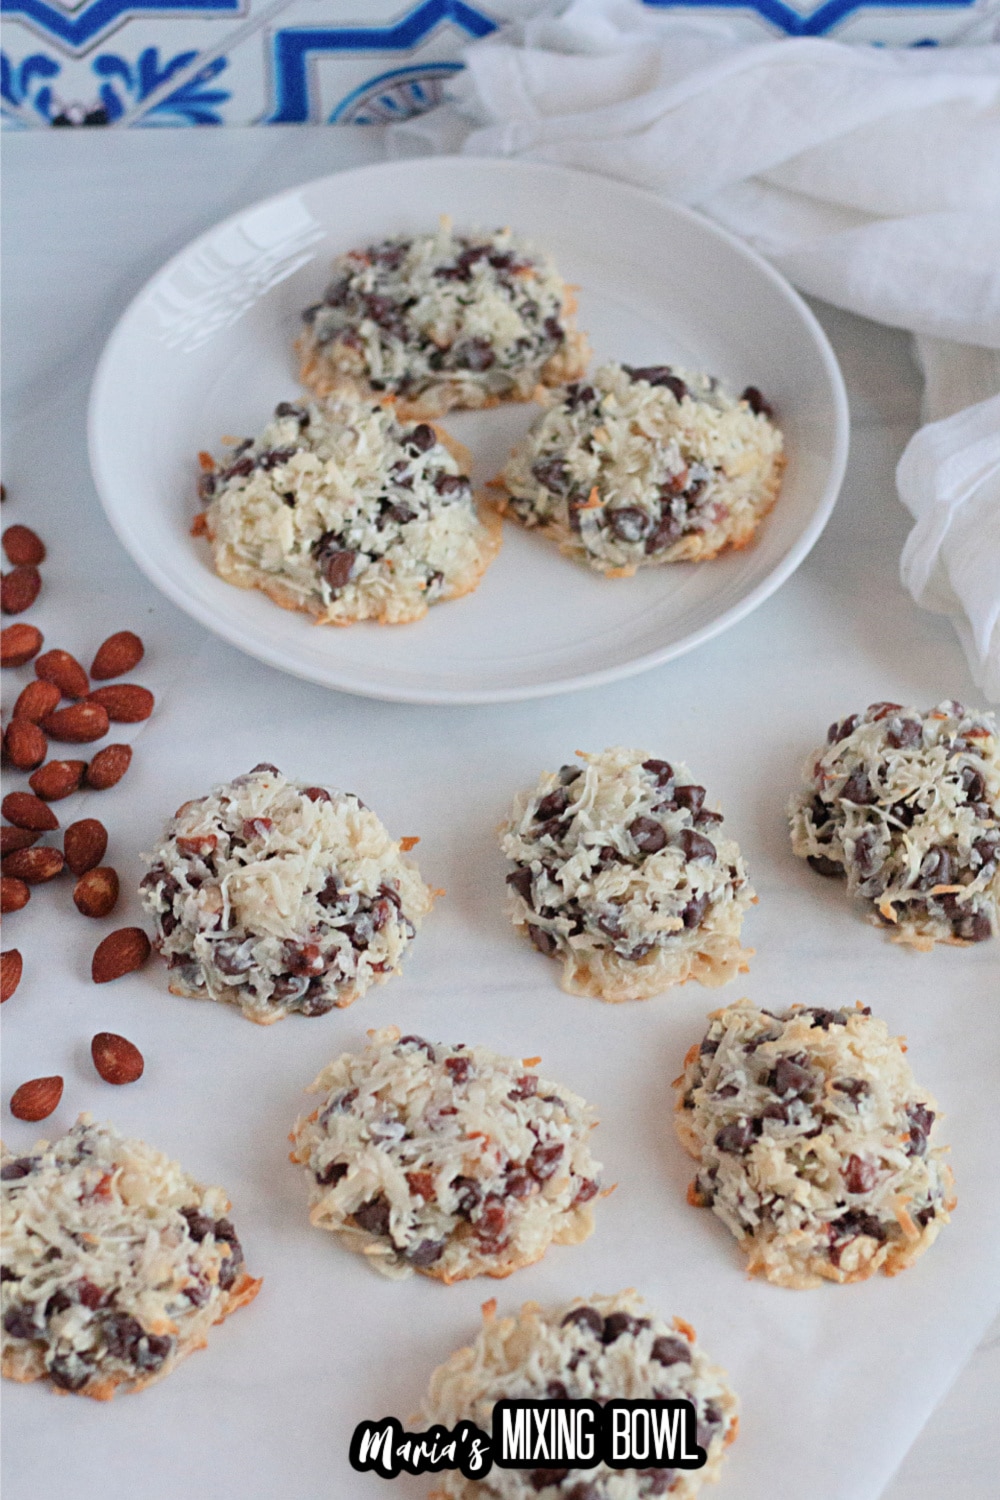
87,153,850,706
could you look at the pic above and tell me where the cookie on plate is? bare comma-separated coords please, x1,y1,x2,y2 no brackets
197,395,501,625
139,764,434,1023
496,362,784,575
1,1115,260,1399
296,220,588,420
789,699,999,948
290,1026,602,1282
498,748,755,1001
674,999,955,1288
421,1290,739,1500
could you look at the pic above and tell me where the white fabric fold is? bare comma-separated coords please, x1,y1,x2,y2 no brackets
392,0,1000,696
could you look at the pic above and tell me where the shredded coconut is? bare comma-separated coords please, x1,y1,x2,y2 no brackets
674,999,955,1288
498,748,755,1001
138,764,433,1023
290,1026,601,1282
789,700,999,947
497,363,784,575
1,1116,259,1399
297,220,588,419
421,1291,738,1500
200,395,500,624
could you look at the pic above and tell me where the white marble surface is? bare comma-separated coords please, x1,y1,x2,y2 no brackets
1,126,997,1500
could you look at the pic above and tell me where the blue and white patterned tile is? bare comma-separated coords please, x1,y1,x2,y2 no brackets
3,0,999,128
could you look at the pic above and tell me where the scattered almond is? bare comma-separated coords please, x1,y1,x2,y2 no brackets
64,818,108,875
2,525,46,567
29,759,87,801
91,1031,144,1085
86,743,132,790
1,827,39,855
92,927,151,983
0,877,30,913
41,701,110,744
10,1075,63,1121
1,791,59,831
1,949,23,1002
91,630,144,681
2,845,64,883
87,683,154,722
11,678,60,722
1,566,41,615
73,866,119,919
3,719,47,770
1,622,44,668
35,648,89,699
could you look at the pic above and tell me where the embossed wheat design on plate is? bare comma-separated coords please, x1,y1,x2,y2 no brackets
146,196,326,353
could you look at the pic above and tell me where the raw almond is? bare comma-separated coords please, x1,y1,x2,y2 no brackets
3,719,47,770
10,1075,63,1121
87,683,154,722
64,818,108,875
91,631,144,681
1,622,44,668
86,743,132,790
74,866,119,918
42,701,110,744
91,1031,144,1085
2,845,64,883
0,876,30,913
1,566,41,615
1,948,23,1002
2,525,46,567
1,827,39,855
29,759,87,801
1,791,59,831
92,927,151,983
11,678,60,722
35,648,89,699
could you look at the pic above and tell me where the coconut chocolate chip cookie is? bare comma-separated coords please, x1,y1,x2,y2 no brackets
499,748,755,1002
138,764,433,1023
290,1026,601,1282
789,700,999,948
496,363,784,576
197,394,500,625
1,1116,260,1399
421,1291,739,1500
297,220,589,419
674,999,955,1288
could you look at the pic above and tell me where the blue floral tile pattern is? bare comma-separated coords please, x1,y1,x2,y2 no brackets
2,0,995,129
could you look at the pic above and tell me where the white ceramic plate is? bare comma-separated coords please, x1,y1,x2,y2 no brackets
89,157,848,704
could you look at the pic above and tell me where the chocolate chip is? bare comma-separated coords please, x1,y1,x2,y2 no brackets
682,892,710,928
772,1055,814,1098
455,338,495,371
624,366,688,401
674,785,706,815
3,1306,40,1340
546,1380,569,1400
830,1209,886,1248
645,513,683,553
450,1176,482,1216
886,718,921,749
535,788,570,821
222,455,254,481
561,1305,603,1338
531,458,570,494
651,1335,691,1366
952,908,992,942
741,385,774,417
406,424,436,453
406,1238,446,1268
316,1161,347,1187
544,316,565,343
629,816,666,854
806,1007,848,1030
828,714,860,743
354,1195,391,1237
528,924,558,956
678,829,716,862
841,769,877,804
213,938,255,976
602,1312,648,1344
1,1158,34,1180
399,1035,436,1061
918,845,952,889
642,759,674,786
833,1078,869,1104
318,547,356,591
564,383,595,410
506,867,534,906
960,766,986,803
608,506,649,543
905,1102,934,1156
258,446,296,471
760,1102,788,1124
530,1471,569,1491
275,401,309,424
699,1037,720,1056
806,853,844,878
528,1142,564,1180
714,1119,753,1154
48,1356,92,1391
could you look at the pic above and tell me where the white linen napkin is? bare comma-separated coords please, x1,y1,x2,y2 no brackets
393,0,1000,697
